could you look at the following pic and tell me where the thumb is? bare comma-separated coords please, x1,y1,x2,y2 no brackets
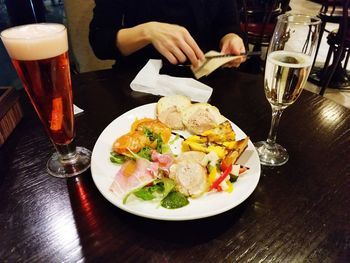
221,42,230,53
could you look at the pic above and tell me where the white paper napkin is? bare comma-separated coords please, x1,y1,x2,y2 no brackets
130,59,213,102
73,104,84,116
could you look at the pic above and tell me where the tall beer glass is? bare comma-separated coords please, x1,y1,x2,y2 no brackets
1,23,91,178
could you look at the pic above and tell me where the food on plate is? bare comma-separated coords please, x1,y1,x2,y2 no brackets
182,102,227,134
201,120,236,142
112,131,150,155
156,95,191,130
109,97,250,209
156,95,227,135
221,137,249,171
183,137,227,158
110,158,157,197
112,118,171,155
182,121,248,160
169,151,207,197
175,151,206,163
131,118,172,143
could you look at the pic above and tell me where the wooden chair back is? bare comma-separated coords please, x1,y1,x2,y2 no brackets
240,0,289,48
319,0,350,95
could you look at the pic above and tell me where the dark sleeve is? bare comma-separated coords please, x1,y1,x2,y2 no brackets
213,0,242,43
89,0,126,60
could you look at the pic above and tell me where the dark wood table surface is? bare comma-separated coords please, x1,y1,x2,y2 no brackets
0,67,349,262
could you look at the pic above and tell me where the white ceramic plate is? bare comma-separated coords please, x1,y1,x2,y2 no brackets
91,103,261,221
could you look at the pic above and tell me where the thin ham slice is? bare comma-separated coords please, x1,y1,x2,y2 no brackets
110,158,157,197
151,150,174,173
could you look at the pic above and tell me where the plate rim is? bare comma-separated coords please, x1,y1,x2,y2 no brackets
91,103,261,221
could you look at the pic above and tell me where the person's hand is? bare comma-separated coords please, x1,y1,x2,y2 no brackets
220,33,246,68
145,22,205,67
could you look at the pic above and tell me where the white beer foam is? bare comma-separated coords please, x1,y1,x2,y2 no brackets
1,23,68,61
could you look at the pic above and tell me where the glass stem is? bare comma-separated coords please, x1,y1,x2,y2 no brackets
54,140,77,162
266,107,284,145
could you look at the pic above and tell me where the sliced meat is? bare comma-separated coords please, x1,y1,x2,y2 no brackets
169,160,207,197
158,106,184,130
110,159,157,197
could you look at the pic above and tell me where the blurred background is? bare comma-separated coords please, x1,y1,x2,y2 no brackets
0,0,349,108
0,0,65,89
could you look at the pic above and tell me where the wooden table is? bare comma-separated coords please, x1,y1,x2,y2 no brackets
0,67,349,262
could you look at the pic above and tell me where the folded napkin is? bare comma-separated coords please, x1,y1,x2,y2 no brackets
130,59,213,102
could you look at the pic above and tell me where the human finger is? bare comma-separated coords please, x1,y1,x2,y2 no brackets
183,33,205,64
224,55,246,68
177,39,202,67
170,45,188,64
158,45,179,64
221,33,246,55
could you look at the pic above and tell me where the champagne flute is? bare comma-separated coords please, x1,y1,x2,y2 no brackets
254,14,321,166
1,23,91,177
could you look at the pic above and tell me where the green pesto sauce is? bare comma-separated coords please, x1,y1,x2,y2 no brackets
161,191,189,209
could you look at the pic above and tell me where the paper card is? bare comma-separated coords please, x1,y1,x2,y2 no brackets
192,50,243,79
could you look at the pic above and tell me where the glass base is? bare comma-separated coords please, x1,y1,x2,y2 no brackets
254,141,289,166
47,146,91,178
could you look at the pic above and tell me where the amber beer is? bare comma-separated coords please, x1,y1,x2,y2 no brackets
1,24,74,145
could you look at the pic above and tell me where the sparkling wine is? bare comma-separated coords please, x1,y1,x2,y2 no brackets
264,50,312,109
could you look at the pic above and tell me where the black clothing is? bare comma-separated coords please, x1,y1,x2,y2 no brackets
89,0,242,67
5,0,46,26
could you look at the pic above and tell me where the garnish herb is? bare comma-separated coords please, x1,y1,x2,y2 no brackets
110,147,152,165
123,178,176,205
161,142,171,154
161,177,176,198
143,127,167,154
230,175,239,183
143,127,156,141
169,133,180,144
110,152,127,164
133,182,164,200
161,191,189,209
155,134,164,153
134,188,157,200
137,146,152,161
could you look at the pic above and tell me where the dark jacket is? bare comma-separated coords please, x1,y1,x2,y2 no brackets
89,0,242,66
